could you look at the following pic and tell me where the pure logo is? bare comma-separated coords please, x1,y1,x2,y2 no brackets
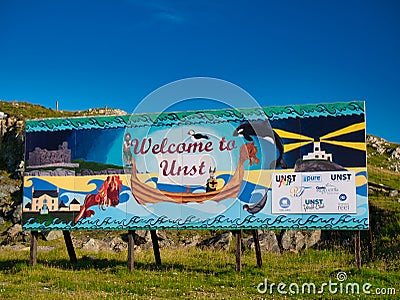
303,175,321,183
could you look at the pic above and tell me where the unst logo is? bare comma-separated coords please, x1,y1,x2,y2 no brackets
303,175,321,182
275,175,297,187
304,199,324,205
331,173,352,181
279,197,291,209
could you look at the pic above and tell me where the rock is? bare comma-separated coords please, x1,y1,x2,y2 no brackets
390,147,400,160
182,234,201,247
281,230,305,251
7,223,22,237
1,244,29,251
38,246,55,252
106,236,127,252
303,230,321,248
367,135,389,154
0,116,25,174
197,232,232,251
134,230,151,245
11,204,22,224
0,216,4,225
42,230,63,241
81,238,109,252
1,223,22,245
245,231,281,254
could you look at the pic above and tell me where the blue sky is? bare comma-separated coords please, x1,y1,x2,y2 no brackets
1,0,399,142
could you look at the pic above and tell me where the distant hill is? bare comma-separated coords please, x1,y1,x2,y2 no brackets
367,135,400,190
0,100,127,120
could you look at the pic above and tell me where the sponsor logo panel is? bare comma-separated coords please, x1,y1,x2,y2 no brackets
272,171,356,214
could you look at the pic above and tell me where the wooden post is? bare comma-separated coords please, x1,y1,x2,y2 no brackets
30,231,38,266
354,230,361,270
235,230,242,272
63,231,77,263
150,230,161,265
368,202,374,261
252,230,263,268
127,230,135,271
368,226,374,261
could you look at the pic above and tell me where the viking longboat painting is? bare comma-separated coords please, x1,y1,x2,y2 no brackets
22,101,368,231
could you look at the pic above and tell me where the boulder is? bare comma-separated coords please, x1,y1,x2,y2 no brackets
197,232,232,251
11,203,22,224
134,230,151,245
303,230,321,248
42,230,63,241
106,236,127,252
81,238,109,252
182,234,201,247
1,223,22,245
390,147,400,161
281,230,305,251
7,223,22,238
245,231,281,254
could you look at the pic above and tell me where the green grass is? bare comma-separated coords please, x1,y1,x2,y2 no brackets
1,103,400,299
0,235,399,299
368,165,400,190
73,160,124,172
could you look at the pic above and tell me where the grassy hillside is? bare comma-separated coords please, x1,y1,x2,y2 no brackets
0,100,126,120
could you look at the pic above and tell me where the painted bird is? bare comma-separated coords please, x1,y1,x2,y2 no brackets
188,129,209,141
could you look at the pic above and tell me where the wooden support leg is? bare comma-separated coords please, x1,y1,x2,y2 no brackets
150,230,161,265
63,231,77,263
354,230,361,270
252,230,263,268
127,230,135,272
368,226,374,261
30,231,38,267
235,230,242,272
368,202,374,261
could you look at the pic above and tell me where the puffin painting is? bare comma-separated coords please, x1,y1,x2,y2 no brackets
188,129,209,141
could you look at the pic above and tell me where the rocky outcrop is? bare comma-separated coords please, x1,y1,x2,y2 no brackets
0,115,24,176
42,230,63,241
244,230,281,254
279,230,321,252
367,135,400,172
1,223,30,245
367,135,390,154
197,232,232,251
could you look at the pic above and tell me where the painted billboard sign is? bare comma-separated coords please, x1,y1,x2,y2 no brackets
22,101,368,231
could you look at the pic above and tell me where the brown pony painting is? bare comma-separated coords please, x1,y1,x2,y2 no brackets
74,175,123,225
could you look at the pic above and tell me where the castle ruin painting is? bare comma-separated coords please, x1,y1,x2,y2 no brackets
28,141,78,168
